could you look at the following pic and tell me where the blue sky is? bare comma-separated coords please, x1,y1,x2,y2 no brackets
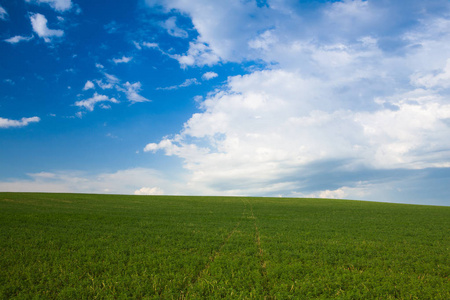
1,0,450,206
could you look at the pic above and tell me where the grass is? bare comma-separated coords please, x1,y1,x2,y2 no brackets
0,192,449,299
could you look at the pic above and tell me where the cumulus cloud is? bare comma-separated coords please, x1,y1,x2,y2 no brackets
134,187,164,195
0,116,40,128
83,80,95,90
202,72,218,80
143,0,450,204
26,0,72,12
30,13,64,43
0,5,8,20
113,56,133,64
172,41,220,68
75,93,119,111
4,35,34,44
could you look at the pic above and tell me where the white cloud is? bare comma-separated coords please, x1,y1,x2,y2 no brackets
140,1,450,204
30,13,64,43
411,58,450,89
95,80,113,89
202,72,218,80
163,16,188,38
134,187,164,195
0,116,40,128
172,40,220,68
0,6,9,20
122,82,150,103
145,66,450,201
0,168,169,195
133,41,142,50
75,93,119,111
84,74,150,105
113,56,133,64
100,104,111,110
83,80,95,90
95,73,119,89
157,78,200,90
26,0,72,12
248,30,276,51
304,185,370,200
146,0,273,64
133,41,159,52
104,73,119,83
142,42,159,48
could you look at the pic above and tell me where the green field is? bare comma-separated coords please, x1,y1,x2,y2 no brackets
0,193,449,299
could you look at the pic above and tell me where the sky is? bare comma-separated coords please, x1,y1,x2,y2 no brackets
1,0,450,206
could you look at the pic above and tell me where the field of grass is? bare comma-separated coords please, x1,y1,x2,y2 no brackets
0,192,449,299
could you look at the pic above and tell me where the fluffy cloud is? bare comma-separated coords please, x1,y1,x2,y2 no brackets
134,187,164,195
172,41,220,68
30,13,64,43
146,68,450,201
83,80,95,90
202,72,218,80
75,93,119,111
144,0,450,204
4,35,34,44
113,56,133,64
0,116,40,128
0,5,8,20
26,0,72,12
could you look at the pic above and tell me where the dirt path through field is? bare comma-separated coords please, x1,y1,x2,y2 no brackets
180,200,249,298
245,198,270,299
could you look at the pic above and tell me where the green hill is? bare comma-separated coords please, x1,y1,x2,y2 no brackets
1,193,448,299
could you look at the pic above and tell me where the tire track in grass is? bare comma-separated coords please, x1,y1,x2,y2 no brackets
246,199,270,299
179,201,249,299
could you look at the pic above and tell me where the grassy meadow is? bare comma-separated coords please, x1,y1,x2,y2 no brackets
0,192,449,299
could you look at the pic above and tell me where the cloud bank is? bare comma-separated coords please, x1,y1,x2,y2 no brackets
143,0,450,205
0,168,167,195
